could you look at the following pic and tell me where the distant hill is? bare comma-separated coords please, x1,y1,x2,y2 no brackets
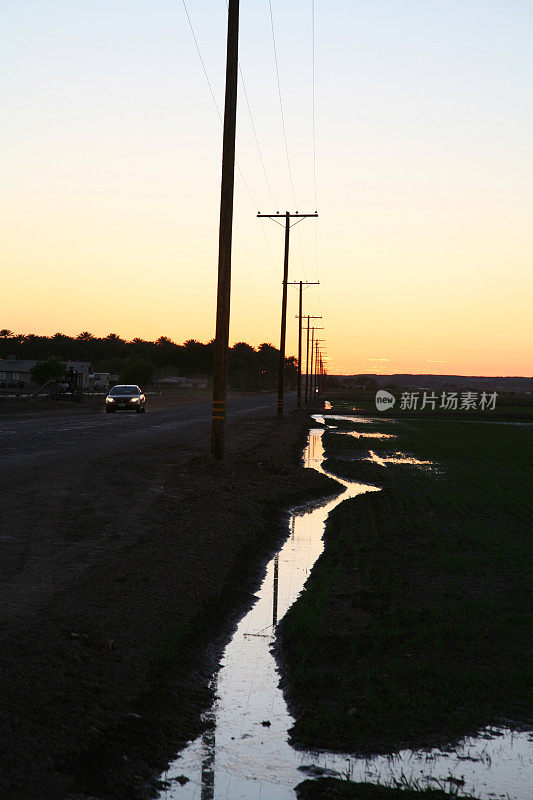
335,374,533,392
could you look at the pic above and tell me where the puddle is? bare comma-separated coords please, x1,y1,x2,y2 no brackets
336,431,396,440
158,429,379,798
157,426,532,799
313,413,379,424
365,450,434,468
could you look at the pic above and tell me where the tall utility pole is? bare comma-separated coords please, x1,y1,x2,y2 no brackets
310,327,315,398
297,282,303,408
308,327,323,402
313,339,322,397
318,354,324,394
305,317,310,402
289,282,319,407
257,212,318,416
211,0,240,460
302,315,321,402
313,340,325,396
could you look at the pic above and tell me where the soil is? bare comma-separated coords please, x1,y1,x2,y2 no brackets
0,406,337,799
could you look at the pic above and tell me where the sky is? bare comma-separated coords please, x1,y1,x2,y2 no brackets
2,0,532,376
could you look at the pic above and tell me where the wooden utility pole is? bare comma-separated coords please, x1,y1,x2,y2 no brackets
290,282,319,407
297,281,302,407
305,317,310,402
310,328,315,398
211,0,240,460
257,212,318,416
309,327,323,402
314,340,325,396
303,316,321,402
314,342,321,396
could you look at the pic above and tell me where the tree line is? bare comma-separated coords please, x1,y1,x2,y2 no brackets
0,330,297,390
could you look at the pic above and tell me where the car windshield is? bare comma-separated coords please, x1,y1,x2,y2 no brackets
109,386,139,396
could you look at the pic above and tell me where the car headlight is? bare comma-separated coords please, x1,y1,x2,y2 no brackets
106,397,114,403
131,397,139,403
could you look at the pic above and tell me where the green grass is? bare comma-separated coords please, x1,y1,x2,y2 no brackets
327,393,533,422
277,415,533,755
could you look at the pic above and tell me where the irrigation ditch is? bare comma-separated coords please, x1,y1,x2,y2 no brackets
154,409,532,799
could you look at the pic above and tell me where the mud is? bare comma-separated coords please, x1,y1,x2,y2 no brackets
0,407,336,799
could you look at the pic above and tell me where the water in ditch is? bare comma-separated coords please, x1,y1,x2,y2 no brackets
158,417,532,799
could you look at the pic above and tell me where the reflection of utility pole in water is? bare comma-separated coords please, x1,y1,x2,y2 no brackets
272,554,279,628
290,515,295,539
201,703,216,800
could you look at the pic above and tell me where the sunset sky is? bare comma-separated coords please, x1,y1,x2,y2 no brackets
2,0,532,376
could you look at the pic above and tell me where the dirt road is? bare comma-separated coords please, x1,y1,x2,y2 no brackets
0,392,285,477
1,393,292,629
0,393,335,799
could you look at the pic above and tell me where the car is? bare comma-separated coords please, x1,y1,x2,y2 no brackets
105,384,146,413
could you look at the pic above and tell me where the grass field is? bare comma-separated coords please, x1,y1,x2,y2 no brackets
328,392,533,422
277,409,532,757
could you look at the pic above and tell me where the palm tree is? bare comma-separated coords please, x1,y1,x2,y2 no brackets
0,329,13,338
76,331,94,341
104,332,125,358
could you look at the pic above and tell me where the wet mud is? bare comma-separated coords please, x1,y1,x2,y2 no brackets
154,418,532,799
0,409,336,799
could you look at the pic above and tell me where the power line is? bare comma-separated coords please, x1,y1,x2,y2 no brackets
267,1,308,279
181,0,259,210
182,0,320,330
238,64,278,209
311,0,320,290
259,216,278,270
182,0,222,120
312,0,317,211
258,211,318,416
268,0,297,209
222,0,278,211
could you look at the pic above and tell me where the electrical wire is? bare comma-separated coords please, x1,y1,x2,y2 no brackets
312,0,317,213
182,0,222,121
311,0,320,292
267,2,307,278
181,0,260,210
239,63,278,210
268,0,297,210
219,0,278,211
182,0,320,335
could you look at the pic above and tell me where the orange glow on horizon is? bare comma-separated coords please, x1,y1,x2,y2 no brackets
2,2,532,378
